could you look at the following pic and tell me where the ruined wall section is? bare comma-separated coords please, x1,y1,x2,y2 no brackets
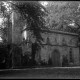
35,31,79,66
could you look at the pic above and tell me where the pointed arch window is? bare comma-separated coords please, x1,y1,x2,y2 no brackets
62,37,67,46
54,37,58,45
69,48,74,63
46,37,51,45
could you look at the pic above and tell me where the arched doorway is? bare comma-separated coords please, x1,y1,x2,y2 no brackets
51,49,60,67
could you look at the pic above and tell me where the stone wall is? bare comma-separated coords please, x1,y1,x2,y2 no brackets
35,31,79,67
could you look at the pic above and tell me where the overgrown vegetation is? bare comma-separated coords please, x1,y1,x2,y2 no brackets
0,1,48,68
45,1,80,33
0,1,80,68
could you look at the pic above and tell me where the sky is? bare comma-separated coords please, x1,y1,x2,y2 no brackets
40,1,67,8
40,1,48,7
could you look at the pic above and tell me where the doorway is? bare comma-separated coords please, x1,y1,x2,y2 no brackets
51,49,60,67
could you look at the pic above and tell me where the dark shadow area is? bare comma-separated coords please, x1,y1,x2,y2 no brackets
0,43,12,69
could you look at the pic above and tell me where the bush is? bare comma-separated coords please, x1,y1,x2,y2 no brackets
40,60,48,66
0,44,8,69
21,55,29,66
48,58,52,66
12,44,22,68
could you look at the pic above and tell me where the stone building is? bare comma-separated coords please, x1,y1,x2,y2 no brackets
10,9,80,67
21,28,80,67
34,29,79,67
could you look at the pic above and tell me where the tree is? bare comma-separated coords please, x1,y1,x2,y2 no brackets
12,1,48,44
0,1,48,44
5,1,48,67
45,1,80,33
0,1,48,68
0,1,13,68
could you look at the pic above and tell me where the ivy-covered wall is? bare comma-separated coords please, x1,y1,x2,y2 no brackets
35,31,79,67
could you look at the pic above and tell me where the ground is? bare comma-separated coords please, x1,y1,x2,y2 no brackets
0,67,80,79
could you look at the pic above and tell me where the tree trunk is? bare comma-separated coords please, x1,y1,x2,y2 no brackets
31,43,38,66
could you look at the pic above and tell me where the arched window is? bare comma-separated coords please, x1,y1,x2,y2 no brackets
46,37,51,45
62,37,67,46
69,48,74,63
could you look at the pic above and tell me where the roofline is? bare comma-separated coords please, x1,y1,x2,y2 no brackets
41,29,79,36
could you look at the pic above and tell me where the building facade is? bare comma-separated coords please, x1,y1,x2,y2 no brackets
11,11,80,67
34,30,80,67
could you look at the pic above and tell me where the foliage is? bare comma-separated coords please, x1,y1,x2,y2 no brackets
11,1,48,44
0,1,48,44
45,1,80,33
0,1,12,43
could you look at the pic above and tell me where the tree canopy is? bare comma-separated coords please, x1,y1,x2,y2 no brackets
1,1,80,44
13,1,48,44
0,1,48,44
45,1,80,33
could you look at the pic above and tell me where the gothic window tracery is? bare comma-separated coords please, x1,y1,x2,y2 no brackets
54,37,58,45
46,37,51,45
69,48,74,63
62,37,67,46
69,39,72,46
